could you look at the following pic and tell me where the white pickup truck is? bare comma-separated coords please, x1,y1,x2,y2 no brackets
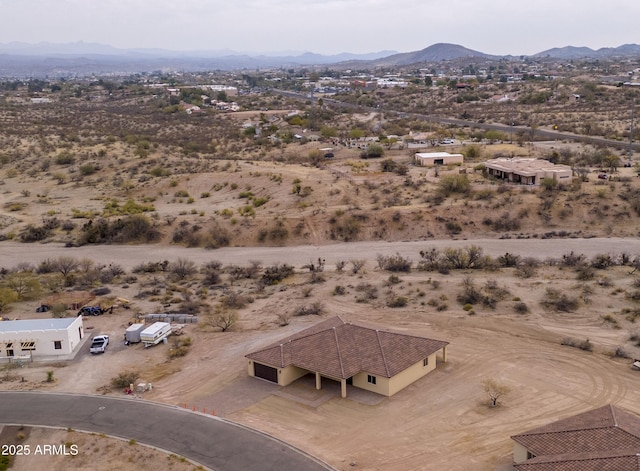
89,335,109,354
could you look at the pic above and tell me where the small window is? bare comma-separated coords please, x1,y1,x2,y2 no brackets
21,341,36,351
367,375,377,385
54,341,62,350
423,357,429,367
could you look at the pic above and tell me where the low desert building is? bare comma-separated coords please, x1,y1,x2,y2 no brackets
512,404,640,470
246,316,448,398
484,157,572,185
0,317,85,363
414,152,464,166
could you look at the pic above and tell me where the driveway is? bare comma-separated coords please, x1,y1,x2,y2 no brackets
0,391,334,471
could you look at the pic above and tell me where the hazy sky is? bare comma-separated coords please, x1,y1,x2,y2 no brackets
1,0,639,55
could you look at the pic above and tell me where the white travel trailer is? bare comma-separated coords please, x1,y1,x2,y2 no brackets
140,322,171,347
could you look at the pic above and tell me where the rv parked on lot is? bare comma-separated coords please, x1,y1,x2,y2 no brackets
140,322,171,347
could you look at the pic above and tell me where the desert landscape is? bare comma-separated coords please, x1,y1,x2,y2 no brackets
2,65,640,471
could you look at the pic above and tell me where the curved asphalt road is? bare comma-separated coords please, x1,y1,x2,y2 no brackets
0,391,334,471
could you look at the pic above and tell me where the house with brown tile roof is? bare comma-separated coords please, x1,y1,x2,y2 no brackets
245,316,448,398
511,404,640,470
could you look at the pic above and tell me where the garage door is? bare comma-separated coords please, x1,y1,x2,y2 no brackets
254,363,278,383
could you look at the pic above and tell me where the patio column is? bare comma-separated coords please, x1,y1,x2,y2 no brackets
315,372,321,390
341,379,347,398
442,346,447,363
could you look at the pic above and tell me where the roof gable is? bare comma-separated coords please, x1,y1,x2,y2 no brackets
246,316,448,379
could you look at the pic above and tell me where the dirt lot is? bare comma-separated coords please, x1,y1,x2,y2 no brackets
3,255,640,471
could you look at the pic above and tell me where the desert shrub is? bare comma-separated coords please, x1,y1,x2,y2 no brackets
79,163,97,175
277,312,291,326
209,311,237,332
488,213,521,232
561,251,586,267
78,215,159,245
294,302,324,316
497,253,521,268
442,246,485,270
111,370,139,389
261,263,294,285
541,288,579,312
350,259,366,274
203,225,231,249
376,253,412,272
355,283,378,302
613,346,630,358
169,258,197,280
360,143,384,159
457,277,482,305
575,265,595,281
591,253,615,269
54,152,75,166
201,261,222,285
168,337,192,359
438,174,471,196
333,285,346,295
221,291,248,309
19,224,51,242
387,295,408,308
149,167,171,177
514,302,529,314
331,215,363,242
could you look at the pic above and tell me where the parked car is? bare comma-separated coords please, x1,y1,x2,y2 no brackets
89,335,109,354
597,173,608,180
440,139,455,145
78,306,103,316
35,304,50,313
324,152,335,159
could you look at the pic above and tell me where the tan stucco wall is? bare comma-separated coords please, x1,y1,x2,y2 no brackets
352,372,390,395
513,442,529,463
279,364,309,386
388,352,438,396
352,351,440,396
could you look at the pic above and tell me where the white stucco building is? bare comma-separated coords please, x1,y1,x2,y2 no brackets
0,317,85,362
414,152,464,166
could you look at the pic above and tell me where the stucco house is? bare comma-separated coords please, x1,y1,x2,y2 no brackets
246,316,448,398
511,404,640,470
484,157,572,186
0,317,85,363
414,152,464,166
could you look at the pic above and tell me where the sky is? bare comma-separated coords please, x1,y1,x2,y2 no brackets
1,0,639,56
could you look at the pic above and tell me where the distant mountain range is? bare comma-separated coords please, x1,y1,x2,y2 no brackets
0,41,639,78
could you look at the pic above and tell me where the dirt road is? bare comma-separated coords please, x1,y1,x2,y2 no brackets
1,237,637,269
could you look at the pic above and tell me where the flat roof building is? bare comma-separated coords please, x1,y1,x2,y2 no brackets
414,152,464,166
484,158,572,186
0,317,85,362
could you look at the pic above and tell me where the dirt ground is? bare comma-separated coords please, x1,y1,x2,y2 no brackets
0,426,201,471
4,259,640,471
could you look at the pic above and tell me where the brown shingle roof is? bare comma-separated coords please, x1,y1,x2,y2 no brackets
512,405,640,471
246,316,448,379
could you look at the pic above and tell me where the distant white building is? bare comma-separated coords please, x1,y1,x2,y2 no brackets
0,317,85,362
414,152,464,166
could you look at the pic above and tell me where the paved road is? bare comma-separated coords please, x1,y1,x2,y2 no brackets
1,238,639,270
0,391,334,471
